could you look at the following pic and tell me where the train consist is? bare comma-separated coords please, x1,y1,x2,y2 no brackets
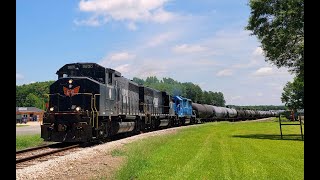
41,62,277,142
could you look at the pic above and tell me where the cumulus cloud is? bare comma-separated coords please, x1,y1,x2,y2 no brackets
252,66,292,78
74,16,102,26
257,92,263,97
231,96,243,100
252,67,273,76
127,22,137,30
147,32,176,47
16,73,24,80
252,47,264,56
216,69,233,77
151,8,175,23
109,52,136,61
99,51,136,67
172,44,207,54
232,47,265,69
114,64,131,74
76,0,175,28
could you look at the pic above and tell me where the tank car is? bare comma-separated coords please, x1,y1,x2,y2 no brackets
191,103,212,122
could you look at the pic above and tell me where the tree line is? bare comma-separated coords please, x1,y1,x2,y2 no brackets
227,105,286,111
16,81,54,110
133,76,226,106
16,77,226,109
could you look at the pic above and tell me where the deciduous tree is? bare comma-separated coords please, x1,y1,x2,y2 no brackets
281,75,304,110
246,0,304,76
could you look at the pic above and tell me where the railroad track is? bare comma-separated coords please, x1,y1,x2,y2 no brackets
16,143,81,169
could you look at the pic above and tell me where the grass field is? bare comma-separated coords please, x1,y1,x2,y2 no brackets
16,134,44,151
111,118,304,180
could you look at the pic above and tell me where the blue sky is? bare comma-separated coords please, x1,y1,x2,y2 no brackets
16,0,294,105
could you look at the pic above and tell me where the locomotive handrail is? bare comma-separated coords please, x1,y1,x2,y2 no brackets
139,102,170,116
93,94,100,129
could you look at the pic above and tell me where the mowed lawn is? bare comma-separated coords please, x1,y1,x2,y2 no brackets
16,134,44,151
113,119,304,180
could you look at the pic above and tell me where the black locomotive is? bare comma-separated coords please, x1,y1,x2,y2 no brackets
41,63,180,142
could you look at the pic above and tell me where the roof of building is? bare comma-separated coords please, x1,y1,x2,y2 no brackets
16,107,44,112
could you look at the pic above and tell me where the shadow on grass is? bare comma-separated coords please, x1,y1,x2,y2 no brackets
232,134,304,141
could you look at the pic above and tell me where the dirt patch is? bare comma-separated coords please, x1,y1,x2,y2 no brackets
55,152,126,180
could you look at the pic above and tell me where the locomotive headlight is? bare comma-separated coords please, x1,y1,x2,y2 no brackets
50,107,54,111
68,79,73,84
76,106,81,111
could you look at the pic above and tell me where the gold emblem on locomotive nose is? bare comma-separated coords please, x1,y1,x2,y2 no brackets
63,86,80,97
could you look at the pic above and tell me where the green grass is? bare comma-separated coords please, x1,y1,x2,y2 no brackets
113,119,304,180
111,149,126,157
16,125,29,127
16,134,44,151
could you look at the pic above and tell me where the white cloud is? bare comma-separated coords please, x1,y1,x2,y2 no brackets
109,52,136,61
216,69,233,77
147,32,176,47
232,47,265,69
152,8,175,23
252,47,264,56
257,92,263,97
127,22,137,30
114,64,131,74
190,59,217,66
252,67,273,76
77,0,175,28
133,60,167,78
16,73,24,80
74,16,101,26
172,44,207,54
231,96,243,100
99,51,136,69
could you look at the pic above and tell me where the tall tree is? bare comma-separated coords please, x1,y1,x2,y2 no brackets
132,77,145,85
246,0,304,76
183,82,202,103
281,75,304,110
246,0,304,110
145,76,159,84
24,93,44,109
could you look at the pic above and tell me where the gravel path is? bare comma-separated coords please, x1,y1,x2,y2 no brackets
16,125,197,180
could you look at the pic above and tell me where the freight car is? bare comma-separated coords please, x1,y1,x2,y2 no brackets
41,62,276,143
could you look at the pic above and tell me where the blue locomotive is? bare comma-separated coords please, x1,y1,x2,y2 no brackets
172,96,196,125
